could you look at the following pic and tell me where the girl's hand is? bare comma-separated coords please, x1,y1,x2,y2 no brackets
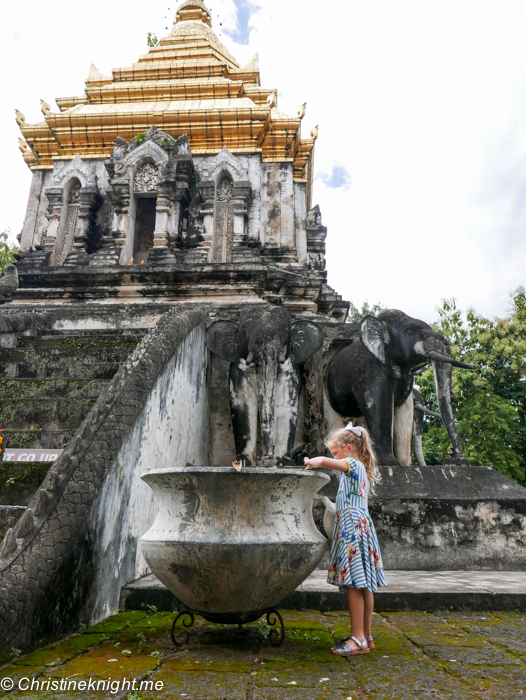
303,457,324,470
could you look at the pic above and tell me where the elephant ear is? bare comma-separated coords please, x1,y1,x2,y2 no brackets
360,315,388,364
290,321,324,364
206,321,239,363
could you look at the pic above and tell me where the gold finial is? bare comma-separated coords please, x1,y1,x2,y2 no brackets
15,109,25,127
175,0,212,27
298,103,306,119
18,138,28,153
310,125,319,140
40,99,51,116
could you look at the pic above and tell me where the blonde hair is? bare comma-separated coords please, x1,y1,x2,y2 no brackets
326,426,381,489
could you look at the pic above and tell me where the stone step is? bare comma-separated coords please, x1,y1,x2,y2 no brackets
0,429,74,449
0,378,107,399
17,334,141,350
119,571,526,614
0,397,96,429
0,359,120,380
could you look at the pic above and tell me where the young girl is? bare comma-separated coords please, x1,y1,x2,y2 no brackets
304,423,386,656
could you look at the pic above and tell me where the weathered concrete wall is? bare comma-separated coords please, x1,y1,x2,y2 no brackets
87,323,208,621
260,162,295,249
19,171,48,251
0,306,207,660
19,160,111,253
207,351,236,466
294,181,308,264
372,465,526,570
317,465,526,570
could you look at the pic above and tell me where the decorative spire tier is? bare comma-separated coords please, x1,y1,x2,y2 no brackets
17,0,316,193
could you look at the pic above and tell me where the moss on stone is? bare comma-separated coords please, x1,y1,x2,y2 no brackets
4,609,526,699
83,611,148,635
0,460,51,489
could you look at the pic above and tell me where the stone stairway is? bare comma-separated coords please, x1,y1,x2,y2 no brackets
0,331,143,536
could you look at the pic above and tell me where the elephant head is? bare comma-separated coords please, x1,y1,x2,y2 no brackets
327,309,475,465
361,310,475,463
206,306,323,466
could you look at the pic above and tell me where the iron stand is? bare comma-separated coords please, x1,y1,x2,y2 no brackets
170,607,285,647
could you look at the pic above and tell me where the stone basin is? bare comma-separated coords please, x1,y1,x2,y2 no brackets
140,467,330,624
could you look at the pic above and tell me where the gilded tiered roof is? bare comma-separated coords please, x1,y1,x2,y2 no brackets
17,0,316,188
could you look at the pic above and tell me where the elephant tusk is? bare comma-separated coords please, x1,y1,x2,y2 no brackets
426,351,477,369
414,402,441,418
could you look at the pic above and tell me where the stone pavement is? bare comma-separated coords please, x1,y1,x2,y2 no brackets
1,609,526,699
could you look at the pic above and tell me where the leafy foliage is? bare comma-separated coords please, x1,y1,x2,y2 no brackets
346,300,386,323
188,167,201,200
147,32,158,48
0,230,18,270
418,289,526,485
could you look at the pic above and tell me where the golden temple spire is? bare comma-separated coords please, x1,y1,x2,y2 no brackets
175,0,212,27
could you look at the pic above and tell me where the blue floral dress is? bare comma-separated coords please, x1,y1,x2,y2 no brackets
327,457,387,592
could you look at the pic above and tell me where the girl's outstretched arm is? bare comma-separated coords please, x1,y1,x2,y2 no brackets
303,456,349,472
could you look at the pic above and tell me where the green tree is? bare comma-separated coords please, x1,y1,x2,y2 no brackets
147,32,158,47
418,289,526,485
0,230,18,270
346,300,386,323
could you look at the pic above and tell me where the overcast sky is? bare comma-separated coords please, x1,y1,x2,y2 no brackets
2,0,526,322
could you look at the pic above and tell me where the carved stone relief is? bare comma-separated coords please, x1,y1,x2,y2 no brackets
212,178,234,263
134,163,158,192
57,183,81,265
68,183,81,204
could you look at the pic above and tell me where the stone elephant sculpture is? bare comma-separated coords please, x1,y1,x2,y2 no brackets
326,309,476,466
206,306,323,466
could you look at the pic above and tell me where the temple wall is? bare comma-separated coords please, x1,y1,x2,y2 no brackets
260,162,295,248
19,160,111,253
19,170,51,251
87,321,209,621
294,181,308,264
19,152,311,264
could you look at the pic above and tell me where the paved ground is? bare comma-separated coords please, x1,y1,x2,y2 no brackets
1,609,526,699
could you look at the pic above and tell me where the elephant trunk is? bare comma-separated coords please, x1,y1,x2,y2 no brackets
256,354,279,465
432,359,465,461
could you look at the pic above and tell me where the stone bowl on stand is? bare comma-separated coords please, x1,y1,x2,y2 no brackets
140,466,329,644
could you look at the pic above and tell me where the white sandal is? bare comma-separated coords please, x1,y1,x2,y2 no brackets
331,636,370,656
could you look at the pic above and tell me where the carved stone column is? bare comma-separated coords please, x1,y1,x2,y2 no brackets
211,178,235,263
40,189,63,259
196,180,215,254
89,158,128,266
63,186,98,266
90,180,130,266
232,181,252,246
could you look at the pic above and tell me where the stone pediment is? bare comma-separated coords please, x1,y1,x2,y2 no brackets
109,127,191,178
200,146,248,183
48,155,97,189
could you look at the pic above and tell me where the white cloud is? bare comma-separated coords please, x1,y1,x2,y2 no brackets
1,0,526,321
